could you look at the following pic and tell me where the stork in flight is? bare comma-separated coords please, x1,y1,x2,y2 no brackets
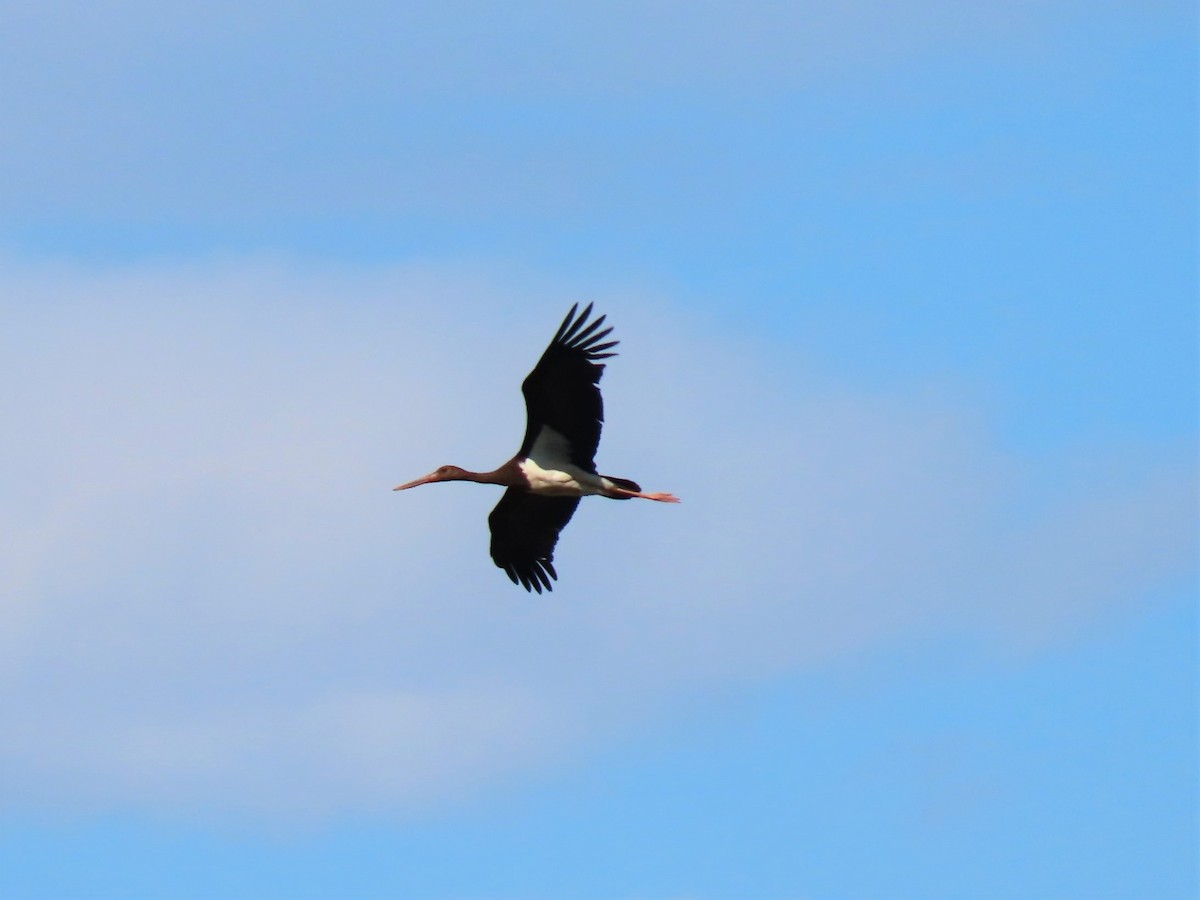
394,303,679,593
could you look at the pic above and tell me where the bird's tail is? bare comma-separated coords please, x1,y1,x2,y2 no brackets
603,476,642,498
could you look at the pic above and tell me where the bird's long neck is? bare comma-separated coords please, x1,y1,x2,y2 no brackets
455,462,520,487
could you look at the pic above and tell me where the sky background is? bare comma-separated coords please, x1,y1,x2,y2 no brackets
0,2,1196,898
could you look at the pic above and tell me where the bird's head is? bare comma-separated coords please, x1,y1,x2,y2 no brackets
392,465,469,491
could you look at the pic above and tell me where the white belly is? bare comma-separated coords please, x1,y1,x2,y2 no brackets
520,426,606,497
518,457,606,496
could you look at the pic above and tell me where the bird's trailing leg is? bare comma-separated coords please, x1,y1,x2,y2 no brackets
606,486,681,503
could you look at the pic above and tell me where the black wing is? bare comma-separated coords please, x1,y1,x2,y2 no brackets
488,489,580,593
517,302,618,473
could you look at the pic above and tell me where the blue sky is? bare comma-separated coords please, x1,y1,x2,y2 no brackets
0,2,1195,898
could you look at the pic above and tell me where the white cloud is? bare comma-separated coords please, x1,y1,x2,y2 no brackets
0,257,1192,820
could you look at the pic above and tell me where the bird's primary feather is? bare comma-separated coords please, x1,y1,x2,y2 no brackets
516,302,618,473
488,489,580,593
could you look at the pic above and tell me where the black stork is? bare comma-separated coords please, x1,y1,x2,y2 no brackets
394,303,679,593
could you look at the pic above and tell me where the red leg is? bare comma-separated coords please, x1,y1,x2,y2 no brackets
608,487,681,503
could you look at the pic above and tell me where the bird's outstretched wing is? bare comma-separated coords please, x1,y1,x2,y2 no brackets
518,302,618,473
488,489,580,593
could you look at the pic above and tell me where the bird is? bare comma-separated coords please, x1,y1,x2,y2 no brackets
393,302,679,593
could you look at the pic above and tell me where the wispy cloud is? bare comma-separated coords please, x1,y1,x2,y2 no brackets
0,258,1192,820
0,1,1171,223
